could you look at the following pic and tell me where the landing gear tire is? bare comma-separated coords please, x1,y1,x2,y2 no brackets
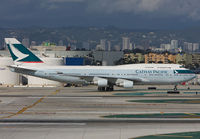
98,87,106,91
106,86,114,91
98,87,101,91
98,86,114,92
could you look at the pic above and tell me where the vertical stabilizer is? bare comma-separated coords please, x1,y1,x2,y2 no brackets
5,38,43,64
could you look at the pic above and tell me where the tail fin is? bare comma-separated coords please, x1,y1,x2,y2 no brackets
5,38,43,64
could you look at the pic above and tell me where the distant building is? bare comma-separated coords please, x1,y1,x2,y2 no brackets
22,38,30,48
113,45,121,51
160,44,171,51
129,43,133,50
82,42,90,50
150,47,165,52
171,40,178,49
107,41,111,51
134,45,145,50
31,45,66,51
124,53,145,63
96,44,103,51
31,41,37,46
188,43,193,52
145,53,176,64
93,51,124,65
96,39,107,51
160,44,165,49
183,42,194,52
71,44,77,51
132,43,136,49
100,39,106,50
193,43,199,52
122,37,130,50
58,40,64,46
3,41,7,50
183,42,188,51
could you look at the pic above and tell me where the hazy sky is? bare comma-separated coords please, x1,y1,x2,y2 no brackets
1,0,200,29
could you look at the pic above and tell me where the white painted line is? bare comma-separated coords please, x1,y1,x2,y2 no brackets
27,97,103,99
55,111,200,114
0,123,86,126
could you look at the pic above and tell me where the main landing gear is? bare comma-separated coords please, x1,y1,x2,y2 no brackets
167,85,180,94
98,86,114,92
174,85,178,91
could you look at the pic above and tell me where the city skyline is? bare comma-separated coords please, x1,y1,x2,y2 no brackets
1,26,200,53
8,36,200,53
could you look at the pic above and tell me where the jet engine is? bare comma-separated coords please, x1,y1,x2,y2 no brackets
116,79,133,88
93,77,108,87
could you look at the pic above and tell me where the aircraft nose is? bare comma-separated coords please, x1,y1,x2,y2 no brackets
190,70,197,80
193,74,197,79
188,70,196,80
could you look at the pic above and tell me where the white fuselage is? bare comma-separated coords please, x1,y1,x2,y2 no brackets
12,64,196,86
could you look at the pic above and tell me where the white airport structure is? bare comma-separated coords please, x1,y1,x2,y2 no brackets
0,57,64,87
0,57,19,86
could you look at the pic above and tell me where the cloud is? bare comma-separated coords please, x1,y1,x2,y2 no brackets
48,0,84,2
0,0,200,28
39,0,85,10
5,0,200,21
86,0,200,20
87,0,162,13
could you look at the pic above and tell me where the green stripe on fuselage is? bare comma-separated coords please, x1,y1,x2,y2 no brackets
175,70,194,74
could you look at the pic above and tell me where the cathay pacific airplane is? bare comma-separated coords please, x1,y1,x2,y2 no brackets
5,38,196,91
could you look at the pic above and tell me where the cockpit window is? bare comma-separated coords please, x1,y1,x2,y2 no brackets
179,66,184,68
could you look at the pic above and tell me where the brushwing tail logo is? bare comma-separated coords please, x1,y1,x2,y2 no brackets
9,42,29,62
5,38,43,64
174,70,178,74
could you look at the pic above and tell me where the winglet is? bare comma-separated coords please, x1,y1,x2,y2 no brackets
5,38,43,64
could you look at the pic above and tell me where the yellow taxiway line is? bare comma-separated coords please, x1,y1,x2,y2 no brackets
0,89,60,119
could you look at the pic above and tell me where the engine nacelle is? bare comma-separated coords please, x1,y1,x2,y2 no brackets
116,79,133,88
93,77,108,87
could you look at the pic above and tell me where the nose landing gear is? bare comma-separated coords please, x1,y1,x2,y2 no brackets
167,85,180,94
174,85,178,91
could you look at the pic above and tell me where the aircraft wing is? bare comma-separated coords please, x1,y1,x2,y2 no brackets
8,65,37,76
60,73,144,83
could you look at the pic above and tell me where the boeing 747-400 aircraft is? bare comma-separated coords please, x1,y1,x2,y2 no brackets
5,38,196,91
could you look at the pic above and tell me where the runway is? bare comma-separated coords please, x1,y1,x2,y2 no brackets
0,85,200,139
1,123,200,139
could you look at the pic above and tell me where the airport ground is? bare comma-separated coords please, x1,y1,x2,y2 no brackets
0,85,200,139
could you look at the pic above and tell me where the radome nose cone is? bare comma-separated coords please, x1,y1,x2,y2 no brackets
191,74,197,80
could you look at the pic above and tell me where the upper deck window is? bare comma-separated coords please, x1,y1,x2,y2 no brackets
157,67,171,69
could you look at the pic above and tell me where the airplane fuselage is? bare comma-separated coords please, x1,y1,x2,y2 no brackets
12,64,196,86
